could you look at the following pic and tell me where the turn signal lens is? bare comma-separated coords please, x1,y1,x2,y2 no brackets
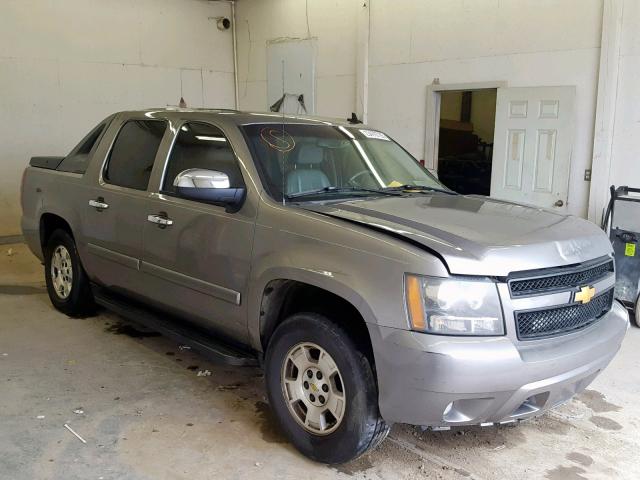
405,275,426,330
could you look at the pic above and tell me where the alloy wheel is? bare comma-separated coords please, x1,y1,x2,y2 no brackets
50,245,73,299
281,342,346,435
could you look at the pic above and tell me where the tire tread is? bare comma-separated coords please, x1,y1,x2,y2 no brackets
265,312,388,463
44,229,95,316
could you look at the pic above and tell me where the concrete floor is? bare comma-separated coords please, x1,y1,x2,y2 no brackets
1,242,639,480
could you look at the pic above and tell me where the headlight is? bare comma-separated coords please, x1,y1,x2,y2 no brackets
405,274,504,336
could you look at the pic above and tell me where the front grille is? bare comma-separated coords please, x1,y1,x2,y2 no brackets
516,289,614,340
509,259,613,297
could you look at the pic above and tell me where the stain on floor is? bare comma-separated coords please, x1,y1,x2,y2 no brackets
566,452,594,467
545,465,588,480
335,454,375,476
589,416,623,431
577,389,622,413
104,322,162,338
254,401,287,444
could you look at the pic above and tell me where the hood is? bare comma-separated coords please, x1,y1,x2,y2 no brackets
302,194,612,277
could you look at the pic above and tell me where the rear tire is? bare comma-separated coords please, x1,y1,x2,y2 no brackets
634,295,640,328
44,229,95,316
265,312,389,464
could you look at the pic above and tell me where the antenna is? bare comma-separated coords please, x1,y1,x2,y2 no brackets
281,59,286,206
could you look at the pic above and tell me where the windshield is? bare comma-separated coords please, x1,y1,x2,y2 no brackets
241,123,447,201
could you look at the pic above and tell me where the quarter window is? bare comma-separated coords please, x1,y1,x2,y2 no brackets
104,120,167,190
162,122,243,196
57,116,113,174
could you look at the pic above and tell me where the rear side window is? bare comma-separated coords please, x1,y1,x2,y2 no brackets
161,122,243,195
104,120,167,190
57,116,113,174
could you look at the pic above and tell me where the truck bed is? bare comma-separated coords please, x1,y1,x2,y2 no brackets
29,156,65,170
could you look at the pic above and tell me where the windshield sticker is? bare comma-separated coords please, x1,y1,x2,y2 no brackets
359,129,390,141
260,127,296,153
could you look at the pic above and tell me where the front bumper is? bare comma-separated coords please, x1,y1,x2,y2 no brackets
368,300,629,427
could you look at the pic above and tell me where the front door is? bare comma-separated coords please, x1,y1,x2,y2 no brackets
139,121,256,341
490,86,575,211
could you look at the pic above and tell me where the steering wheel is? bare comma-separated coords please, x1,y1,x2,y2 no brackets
348,170,377,187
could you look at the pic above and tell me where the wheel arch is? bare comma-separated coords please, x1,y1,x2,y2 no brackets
256,276,377,368
40,212,74,249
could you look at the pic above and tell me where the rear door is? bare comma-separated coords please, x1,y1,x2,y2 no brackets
138,120,256,341
490,86,575,211
81,118,168,295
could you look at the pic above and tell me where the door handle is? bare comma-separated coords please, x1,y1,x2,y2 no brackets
147,214,173,227
554,199,564,207
89,198,109,211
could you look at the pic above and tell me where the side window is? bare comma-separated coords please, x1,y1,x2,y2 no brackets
104,120,167,190
57,116,113,174
162,122,243,196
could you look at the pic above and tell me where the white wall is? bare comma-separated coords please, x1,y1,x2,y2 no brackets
235,0,361,118
236,0,606,219
606,2,640,198
367,0,603,218
0,0,235,236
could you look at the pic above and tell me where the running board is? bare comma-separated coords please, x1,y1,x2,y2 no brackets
93,287,258,367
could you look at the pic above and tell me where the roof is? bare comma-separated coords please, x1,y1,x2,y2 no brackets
121,107,362,127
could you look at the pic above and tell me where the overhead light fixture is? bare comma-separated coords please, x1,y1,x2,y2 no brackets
195,135,227,142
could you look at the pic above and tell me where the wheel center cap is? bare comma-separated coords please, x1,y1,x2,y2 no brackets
302,367,328,406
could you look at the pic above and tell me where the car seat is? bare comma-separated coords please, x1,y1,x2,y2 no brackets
286,145,330,194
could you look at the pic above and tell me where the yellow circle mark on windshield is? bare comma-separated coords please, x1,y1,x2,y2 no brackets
260,127,296,153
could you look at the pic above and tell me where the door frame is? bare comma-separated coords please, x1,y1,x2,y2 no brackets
423,80,507,172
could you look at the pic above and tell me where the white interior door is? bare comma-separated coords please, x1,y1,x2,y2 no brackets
490,86,575,210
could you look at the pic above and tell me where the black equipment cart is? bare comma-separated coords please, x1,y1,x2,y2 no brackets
602,185,640,326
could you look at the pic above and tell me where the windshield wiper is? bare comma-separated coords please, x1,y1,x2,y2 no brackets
286,186,402,200
382,184,457,195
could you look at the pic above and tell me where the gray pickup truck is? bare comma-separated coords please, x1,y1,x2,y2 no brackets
21,108,628,463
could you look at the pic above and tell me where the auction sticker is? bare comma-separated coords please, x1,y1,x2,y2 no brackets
360,129,390,141
625,243,636,257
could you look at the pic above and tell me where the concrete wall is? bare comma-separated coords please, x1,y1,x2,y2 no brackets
607,2,640,196
0,0,235,236
4,0,636,233
367,0,603,218
235,0,360,118
236,0,604,218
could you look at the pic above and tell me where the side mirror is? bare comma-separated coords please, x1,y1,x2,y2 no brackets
173,169,245,212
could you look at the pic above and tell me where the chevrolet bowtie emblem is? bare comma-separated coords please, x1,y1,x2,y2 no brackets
575,285,596,304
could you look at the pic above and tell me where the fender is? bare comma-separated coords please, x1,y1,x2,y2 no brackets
247,265,378,352
22,169,85,263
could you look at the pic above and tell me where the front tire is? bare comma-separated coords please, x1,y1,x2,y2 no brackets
265,312,389,464
44,229,95,316
634,294,640,327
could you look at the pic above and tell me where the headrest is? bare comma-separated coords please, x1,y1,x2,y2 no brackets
296,145,324,165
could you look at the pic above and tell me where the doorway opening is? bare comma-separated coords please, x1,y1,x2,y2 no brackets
436,89,497,196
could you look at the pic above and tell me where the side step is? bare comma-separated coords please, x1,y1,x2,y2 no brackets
94,287,258,367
